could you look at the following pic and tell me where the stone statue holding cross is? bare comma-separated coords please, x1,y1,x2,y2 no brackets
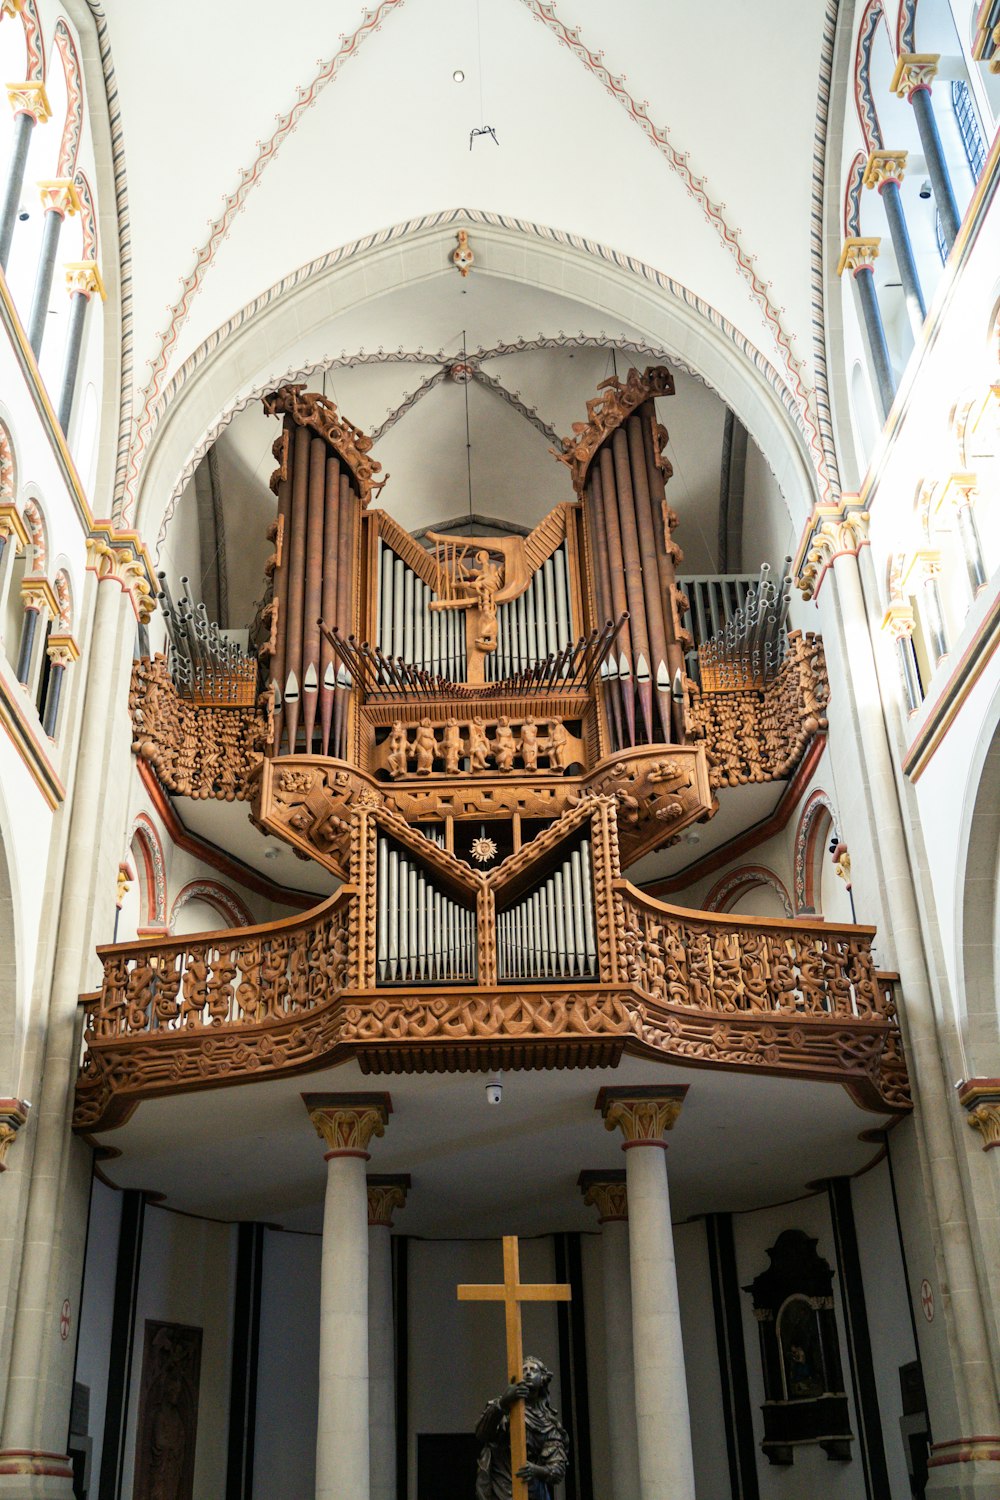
474,1355,568,1500
458,1237,571,1500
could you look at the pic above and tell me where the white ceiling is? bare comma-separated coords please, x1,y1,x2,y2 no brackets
97,1054,892,1236
85,0,832,525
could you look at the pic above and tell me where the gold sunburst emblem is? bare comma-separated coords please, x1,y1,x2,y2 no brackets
471,835,498,864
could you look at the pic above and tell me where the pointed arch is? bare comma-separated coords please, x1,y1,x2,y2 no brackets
793,790,838,913
128,812,167,931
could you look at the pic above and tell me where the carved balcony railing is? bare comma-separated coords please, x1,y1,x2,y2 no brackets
76,862,908,1133
614,882,909,1112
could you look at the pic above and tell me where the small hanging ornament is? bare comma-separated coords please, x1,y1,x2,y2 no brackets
452,229,475,278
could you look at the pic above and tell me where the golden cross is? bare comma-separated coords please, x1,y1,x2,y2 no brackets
457,1235,571,1500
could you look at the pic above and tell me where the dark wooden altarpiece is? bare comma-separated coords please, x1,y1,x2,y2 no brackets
132,1320,202,1500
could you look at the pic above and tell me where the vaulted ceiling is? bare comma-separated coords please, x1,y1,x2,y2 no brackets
77,0,838,536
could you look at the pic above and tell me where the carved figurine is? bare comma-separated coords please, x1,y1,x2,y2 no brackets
468,549,502,652
414,718,436,776
493,716,516,773
442,716,463,775
388,722,409,779
469,715,490,771
474,1356,568,1500
547,719,569,770
519,716,539,771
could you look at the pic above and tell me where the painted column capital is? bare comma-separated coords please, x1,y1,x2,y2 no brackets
578,1168,628,1221
891,52,940,98
19,574,57,619
0,1098,30,1171
597,1084,688,1149
938,471,979,511
837,236,880,277
794,495,870,599
863,149,909,190
116,862,132,909
45,632,79,668
64,259,106,301
882,601,916,640
303,1091,392,1160
85,529,157,622
1,0,26,17
367,1173,409,1226
36,177,80,218
0,502,29,550
6,80,50,124
957,1079,1000,1150
901,548,943,587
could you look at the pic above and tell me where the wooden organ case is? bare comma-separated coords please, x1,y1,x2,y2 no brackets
254,369,715,929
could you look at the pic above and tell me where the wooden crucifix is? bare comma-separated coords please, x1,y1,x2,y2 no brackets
457,1235,571,1500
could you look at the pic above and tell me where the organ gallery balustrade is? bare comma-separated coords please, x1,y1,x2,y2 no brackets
76,797,909,1132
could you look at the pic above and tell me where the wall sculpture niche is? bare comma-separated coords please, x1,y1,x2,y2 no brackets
132,1320,202,1500
744,1229,852,1466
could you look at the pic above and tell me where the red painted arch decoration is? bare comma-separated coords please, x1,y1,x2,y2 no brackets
704,865,794,918
170,880,253,933
128,812,167,932
793,789,837,914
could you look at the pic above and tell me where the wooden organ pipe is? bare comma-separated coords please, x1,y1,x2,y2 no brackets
318,453,342,757
611,426,654,742
269,418,295,753
282,425,311,753
497,838,597,982
376,835,476,985
268,422,359,757
584,400,686,751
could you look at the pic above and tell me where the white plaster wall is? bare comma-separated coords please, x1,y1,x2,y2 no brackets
850,1157,920,1499
732,1193,868,1500
0,741,55,1088
119,1205,237,1500
253,1227,321,1500
578,1231,611,1500
674,1217,731,1500
73,1175,123,1486
742,440,797,577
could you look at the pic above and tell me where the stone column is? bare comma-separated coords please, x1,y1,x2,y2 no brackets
882,602,922,713
908,550,948,667
0,83,50,270
578,1170,640,1500
837,237,895,422
939,474,987,596
56,262,105,433
367,1175,408,1500
597,1086,695,1500
26,180,79,360
0,538,153,1497
14,576,56,690
863,150,926,339
0,503,28,587
40,634,77,739
304,1093,392,1500
892,54,962,254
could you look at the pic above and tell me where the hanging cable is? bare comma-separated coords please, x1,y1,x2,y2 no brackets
462,328,474,520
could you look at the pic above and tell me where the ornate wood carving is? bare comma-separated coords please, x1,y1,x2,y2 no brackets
375,713,582,779
554,365,676,496
132,1321,201,1500
688,631,829,789
129,656,270,800
75,809,909,1132
262,384,385,505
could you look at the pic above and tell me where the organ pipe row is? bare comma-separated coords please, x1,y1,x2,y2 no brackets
696,560,792,690
376,539,467,681
583,400,686,750
266,416,359,757
497,838,597,983
376,836,477,985
486,544,572,680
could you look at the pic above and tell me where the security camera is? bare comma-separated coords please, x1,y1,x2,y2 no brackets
919,179,932,200
485,1075,503,1105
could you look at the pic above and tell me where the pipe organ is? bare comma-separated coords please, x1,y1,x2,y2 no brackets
250,366,756,981
496,836,596,983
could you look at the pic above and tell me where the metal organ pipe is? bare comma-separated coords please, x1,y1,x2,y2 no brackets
497,838,597,983
376,836,476,984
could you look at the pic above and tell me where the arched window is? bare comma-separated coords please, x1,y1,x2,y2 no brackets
170,880,253,935
793,792,853,921
128,814,168,934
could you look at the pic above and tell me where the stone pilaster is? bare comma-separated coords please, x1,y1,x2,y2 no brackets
367,1174,408,1500
579,1169,640,1500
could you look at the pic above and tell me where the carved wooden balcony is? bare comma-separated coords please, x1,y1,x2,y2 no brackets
76,797,909,1133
